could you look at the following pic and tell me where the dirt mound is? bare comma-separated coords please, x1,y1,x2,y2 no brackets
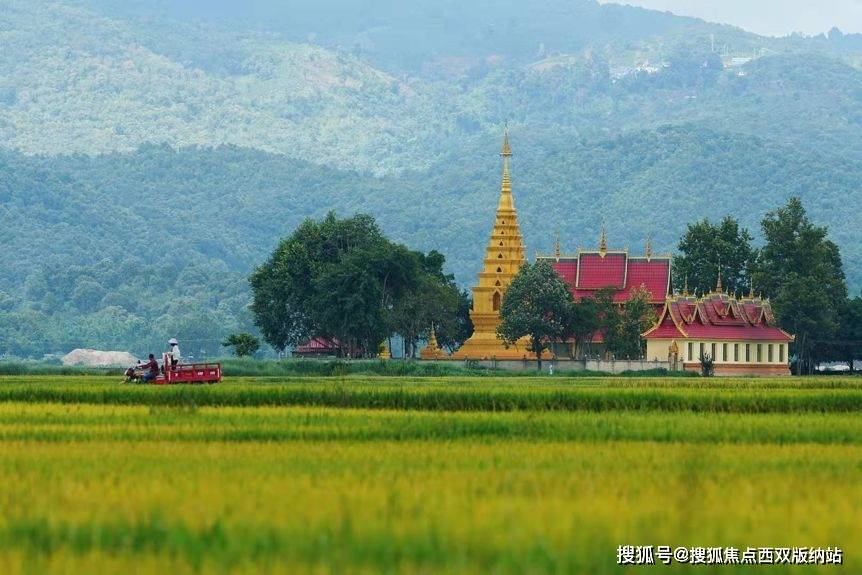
62,349,139,367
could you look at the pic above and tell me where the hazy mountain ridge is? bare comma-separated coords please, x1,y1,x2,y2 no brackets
1,0,861,357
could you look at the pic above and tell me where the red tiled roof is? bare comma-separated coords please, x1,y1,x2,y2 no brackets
543,252,671,304
644,293,794,342
577,253,626,290
294,337,340,353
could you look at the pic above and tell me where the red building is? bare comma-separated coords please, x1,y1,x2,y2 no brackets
537,233,672,354
538,232,793,374
292,337,341,358
644,290,794,375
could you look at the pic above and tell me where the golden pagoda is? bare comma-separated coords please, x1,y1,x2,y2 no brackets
452,129,533,360
420,324,441,360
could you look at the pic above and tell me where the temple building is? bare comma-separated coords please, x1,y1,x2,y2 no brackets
532,233,672,357
643,279,794,375
426,130,794,374
451,129,536,360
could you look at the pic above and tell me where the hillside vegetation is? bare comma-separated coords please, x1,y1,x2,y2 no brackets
0,0,861,357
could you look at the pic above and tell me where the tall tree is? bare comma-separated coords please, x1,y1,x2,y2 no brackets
221,333,261,357
437,289,474,354
754,197,847,373
564,295,602,359
496,261,574,371
390,250,461,358
673,216,756,296
604,286,657,360
837,295,862,374
250,213,417,357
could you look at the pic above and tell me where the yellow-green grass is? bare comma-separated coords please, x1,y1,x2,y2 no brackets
0,377,859,573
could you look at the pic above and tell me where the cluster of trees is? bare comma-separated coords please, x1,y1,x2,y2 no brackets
496,262,657,370
250,213,471,358
672,198,860,374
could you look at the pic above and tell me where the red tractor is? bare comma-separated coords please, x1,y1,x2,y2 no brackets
153,353,221,384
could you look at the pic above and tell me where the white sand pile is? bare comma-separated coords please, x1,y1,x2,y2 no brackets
62,349,139,367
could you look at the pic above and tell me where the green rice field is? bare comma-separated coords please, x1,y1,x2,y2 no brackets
0,376,860,573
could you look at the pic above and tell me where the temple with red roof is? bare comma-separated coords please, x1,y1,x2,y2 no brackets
643,280,794,375
538,229,672,311
536,230,672,356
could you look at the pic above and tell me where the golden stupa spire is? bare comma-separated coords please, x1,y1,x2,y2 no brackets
450,127,528,361
749,275,755,298
598,224,608,257
554,231,561,260
716,261,723,293
645,233,653,260
497,126,513,211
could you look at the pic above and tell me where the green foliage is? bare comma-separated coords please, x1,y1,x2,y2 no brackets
603,287,657,360
249,213,461,357
755,197,848,372
436,290,474,354
497,261,574,369
673,217,756,295
1,1,862,359
700,353,715,377
221,333,260,358
390,251,465,357
2,376,862,412
838,296,862,371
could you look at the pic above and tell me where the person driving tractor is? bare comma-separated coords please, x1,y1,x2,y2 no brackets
139,354,159,384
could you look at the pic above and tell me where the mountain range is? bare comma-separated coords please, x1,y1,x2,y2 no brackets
1,0,860,357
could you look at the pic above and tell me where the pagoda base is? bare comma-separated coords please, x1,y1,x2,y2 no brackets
450,332,538,360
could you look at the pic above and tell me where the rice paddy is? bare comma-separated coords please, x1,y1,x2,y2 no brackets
0,375,859,574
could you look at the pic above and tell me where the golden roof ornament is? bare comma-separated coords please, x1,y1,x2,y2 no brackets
645,234,653,261
716,263,723,293
501,125,512,158
554,231,561,260
598,224,608,258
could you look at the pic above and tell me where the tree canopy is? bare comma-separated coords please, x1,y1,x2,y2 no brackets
754,197,848,373
250,213,465,357
496,261,574,370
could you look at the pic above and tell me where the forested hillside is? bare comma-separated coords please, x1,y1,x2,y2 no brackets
0,0,860,357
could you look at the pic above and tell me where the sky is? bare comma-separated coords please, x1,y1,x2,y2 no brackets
599,0,862,37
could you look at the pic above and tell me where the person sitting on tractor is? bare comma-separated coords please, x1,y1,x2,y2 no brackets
167,338,181,370
139,354,159,384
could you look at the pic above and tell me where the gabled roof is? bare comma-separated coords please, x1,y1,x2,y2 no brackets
540,250,671,304
644,292,794,342
294,337,341,354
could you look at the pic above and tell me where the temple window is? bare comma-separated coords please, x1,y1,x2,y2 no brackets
757,344,763,363
734,344,739,362
496,267,502,273
492,292,501,311
768,344,774,363
699,342,705,359
494,280,501,286
711,343,717,361
722,343,728,362
497,253,503,259
688,342,693,361
779,344,785,363
745,344,751,362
